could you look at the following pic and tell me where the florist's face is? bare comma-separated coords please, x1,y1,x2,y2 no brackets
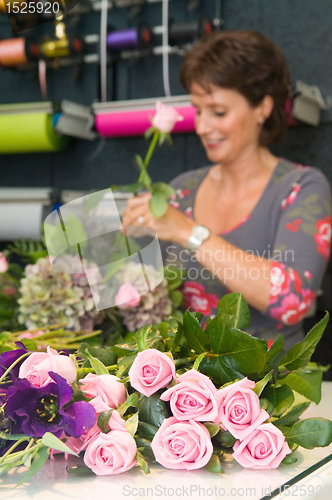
191,82,266,165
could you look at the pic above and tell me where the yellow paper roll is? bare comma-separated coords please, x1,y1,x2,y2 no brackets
0,111,68,154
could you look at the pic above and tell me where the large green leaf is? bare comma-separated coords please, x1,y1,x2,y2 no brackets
261,385,295,417
41,433,78,456
284,418,332,449
200,328,267,385
273,402,311,427
217,293,251,329
206,314,232,354
266,334,285,363
136,325,153,352
205,454,224,473
152,182,175,199
278,370,322,404
282,312,329,371
84,349,109,375
138,422,159,441
183,310,210,354
137,393,169,427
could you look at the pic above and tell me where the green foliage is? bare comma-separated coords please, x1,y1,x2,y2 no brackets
205,454,225,473
137,393,169,428
284,418,332,449
217,292,251,329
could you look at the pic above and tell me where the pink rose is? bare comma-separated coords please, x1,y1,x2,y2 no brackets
0,252,8,273
151,417,213,470
161,369,218,421
128,349,175,397
66,421,101,454
19,346,77,387
115,283,141,309
232,423,292,469
214,378,269,440
84,430,137,475
107,409,127,431
79,373,126,412
151,101,184,133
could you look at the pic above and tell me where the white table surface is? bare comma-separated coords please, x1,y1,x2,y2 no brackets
1,382,332,500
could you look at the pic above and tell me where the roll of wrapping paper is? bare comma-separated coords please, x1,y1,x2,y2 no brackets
0,103,69,154
0,38,28,67
107,24,151,51
95,105,196,137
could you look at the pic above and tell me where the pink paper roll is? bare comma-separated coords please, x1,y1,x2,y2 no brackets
95,105,196,137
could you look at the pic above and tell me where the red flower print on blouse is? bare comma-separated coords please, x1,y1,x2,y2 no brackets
183,282,219,316
270,289,315,325
269,262,291,305
314,215,332,260
285,219,302,232
281,183,301,209
184,207,193,218
304,270,313,279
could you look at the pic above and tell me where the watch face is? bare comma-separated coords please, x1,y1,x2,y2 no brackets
193,225,210,240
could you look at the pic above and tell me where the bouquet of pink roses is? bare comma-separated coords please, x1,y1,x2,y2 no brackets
1,292,331,482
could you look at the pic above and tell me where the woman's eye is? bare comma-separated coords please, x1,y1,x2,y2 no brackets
215,112,226,117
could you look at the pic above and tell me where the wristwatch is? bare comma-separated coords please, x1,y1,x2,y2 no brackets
186,225,210,252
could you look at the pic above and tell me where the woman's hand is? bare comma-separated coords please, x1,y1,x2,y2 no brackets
122,193,195,245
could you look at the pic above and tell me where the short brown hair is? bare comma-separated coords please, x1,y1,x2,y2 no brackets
180,30,291,146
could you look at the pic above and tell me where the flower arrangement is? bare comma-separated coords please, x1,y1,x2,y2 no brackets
1,292,331,482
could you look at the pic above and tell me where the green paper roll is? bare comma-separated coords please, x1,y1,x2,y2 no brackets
0,110,68,154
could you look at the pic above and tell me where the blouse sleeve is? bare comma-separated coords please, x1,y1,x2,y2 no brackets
264,168,332,326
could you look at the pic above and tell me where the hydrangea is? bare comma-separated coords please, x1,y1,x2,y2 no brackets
17,255,102,331
114,262,173,332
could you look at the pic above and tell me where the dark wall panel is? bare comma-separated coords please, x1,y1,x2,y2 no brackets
1,0,332,189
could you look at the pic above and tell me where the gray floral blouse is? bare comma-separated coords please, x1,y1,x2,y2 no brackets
162,158,332,349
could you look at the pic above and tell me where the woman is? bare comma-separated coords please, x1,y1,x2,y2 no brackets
122,30,332,349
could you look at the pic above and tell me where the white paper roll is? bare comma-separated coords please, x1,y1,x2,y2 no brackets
0,203,43,240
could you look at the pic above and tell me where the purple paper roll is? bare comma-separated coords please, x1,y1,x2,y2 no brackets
107,29,139,51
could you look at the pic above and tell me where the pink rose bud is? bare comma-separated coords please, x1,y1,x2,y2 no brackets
232,423,292,469
19,346,77,387
214,377,269,441
0,252,8,273
151,417,213,470
114,283,141,309
79,373,126,412
108,409,127,431
161,369,218,421
151,101,184,133
83,430,137,475
128,349,176,397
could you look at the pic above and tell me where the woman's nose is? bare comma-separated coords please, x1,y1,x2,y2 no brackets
195,111,213,136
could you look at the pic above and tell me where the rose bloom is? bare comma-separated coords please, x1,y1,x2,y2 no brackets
152,101,184,133
115,283,141,309
232,423,292,469
161,369,218,421
151,417,213,470
0,252,8,273
84,430,137,475
79,373,126,411
214,378,269,440
128,349,175,397
19,346,77,387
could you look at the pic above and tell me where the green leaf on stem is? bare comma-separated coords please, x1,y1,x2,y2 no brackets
204,423,220,437
137,393,169,427
136,325,153,352
205,454,225,473
117,392,141,417
217,293,251,329
152,182,175,199
284,418,332,449
84,349,109,375
278,370,322,404
17,446,50,486
282,455,298,465
98,409,114,433
66,464,95,475
261,385,294,417
273,402,311,427
135,437,155,460
183,310,209,354
117,353,137,378
138,422,159,441
253,370,273,396
282,312,329,371
193,352,206,371
259,398,274,416
124,413,139,437
135,451,150,474
41,433,78,456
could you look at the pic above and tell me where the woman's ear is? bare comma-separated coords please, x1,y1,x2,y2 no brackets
258,95,274,122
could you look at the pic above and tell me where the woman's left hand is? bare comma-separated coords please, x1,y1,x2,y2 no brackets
122,192,195,245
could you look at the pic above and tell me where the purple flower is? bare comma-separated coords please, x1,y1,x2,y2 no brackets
5,372,96,438
0,343,28,395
